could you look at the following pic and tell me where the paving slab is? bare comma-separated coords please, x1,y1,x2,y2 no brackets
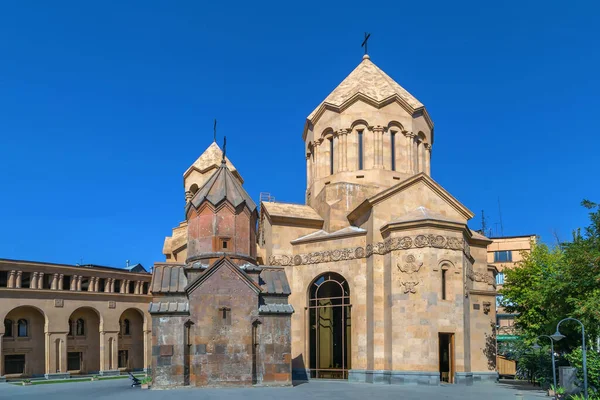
0,378,548,400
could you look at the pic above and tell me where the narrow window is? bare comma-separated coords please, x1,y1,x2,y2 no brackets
114,279,121,293
68,319,73,336
21,272,31,288
62,276,71,290
17,319,28,337
124,319,130,335
4,319,13,337
128,280,135,294
76,318,85,336
391,131,396,171
0,271,7,287
358,130,364,170
496,272,505,285
329,137,334,175
441,269,447,300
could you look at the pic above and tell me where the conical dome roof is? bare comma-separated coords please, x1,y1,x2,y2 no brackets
184,142,243,184
187,161,256,212
307,55,424,122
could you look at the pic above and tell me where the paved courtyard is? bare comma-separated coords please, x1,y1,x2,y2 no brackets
0,379,547,400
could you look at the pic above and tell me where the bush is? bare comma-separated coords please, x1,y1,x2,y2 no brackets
565,347,600,391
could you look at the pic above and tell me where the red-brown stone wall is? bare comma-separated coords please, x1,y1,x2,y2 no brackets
187,264,258,386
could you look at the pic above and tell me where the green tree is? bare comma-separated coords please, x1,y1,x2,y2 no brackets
500,200,600,350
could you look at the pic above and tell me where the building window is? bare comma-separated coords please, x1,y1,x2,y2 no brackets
329,137,334,175
494,251,512,263
217,237,231,252
68,319,74,336
4,354,26,375
118,350,129,369
62,275,71,290
0,271,7,287
391,131,396,171
76,318,85,336
220,307,231,325
67,352,81,371
114,279,121,293
4,319,13,337
17,319,28,337
496,272,505,285
122,319,130,336
441,269,447,300
358,130,364,170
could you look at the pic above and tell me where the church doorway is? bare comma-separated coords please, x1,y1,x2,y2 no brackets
439,333,455,383
308,272,351,379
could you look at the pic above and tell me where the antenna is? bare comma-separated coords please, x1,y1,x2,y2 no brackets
498,197,505,236
481,210,487,234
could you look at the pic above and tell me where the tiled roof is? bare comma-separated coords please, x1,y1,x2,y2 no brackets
259,268,291,295
151,264,187,294
149,301,189,314
188,163,256,212
258,304,294,314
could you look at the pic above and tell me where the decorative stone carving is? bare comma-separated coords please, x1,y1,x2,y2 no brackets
398,254,423,273
268,234,465,266
483,302,491,315
467,267,496,288
397,253,423,294
400,281,419,294
108,301,116,309
54,299,64,308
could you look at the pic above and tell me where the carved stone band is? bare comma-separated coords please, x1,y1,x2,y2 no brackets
268,234,466,266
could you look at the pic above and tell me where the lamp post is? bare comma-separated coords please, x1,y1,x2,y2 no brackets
551,318,588,399
532,335,557,396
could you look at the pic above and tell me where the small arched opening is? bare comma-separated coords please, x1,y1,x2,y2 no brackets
3,306,46,377
67,307,101,374
308,272,351,379
118,308,144,371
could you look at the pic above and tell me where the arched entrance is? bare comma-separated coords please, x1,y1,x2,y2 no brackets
66,307,100,374
308,272,351,379
118,309,144,371
3,306,46,377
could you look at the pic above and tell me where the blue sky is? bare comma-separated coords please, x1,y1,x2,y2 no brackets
1,1,598,269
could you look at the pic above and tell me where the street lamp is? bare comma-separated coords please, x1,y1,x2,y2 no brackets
551,318,588,399
533,335,557,397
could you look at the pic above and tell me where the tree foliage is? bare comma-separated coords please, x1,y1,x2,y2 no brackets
500,200,600,350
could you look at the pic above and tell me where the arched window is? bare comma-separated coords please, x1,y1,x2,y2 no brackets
441,269,447,300
4,319,13,337
17,319,28,337
329,137,334,175
68,319,73,336
76,318,85,336
123,319,130,336
308,272,351,379
357,130,364,170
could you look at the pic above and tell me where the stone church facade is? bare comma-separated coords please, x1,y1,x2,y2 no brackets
158,54,497,386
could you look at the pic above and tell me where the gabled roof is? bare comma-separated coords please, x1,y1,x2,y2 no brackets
185,257,261,295
183,142,243,184
187,162,257,213
291,226,366,244
388,206,464,225
348,173,474,224
307,55,426,124
261,202,323,223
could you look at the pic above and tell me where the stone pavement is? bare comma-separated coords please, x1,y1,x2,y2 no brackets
0,379,547,400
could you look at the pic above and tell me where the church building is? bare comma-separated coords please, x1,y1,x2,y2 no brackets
155,52,498,387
